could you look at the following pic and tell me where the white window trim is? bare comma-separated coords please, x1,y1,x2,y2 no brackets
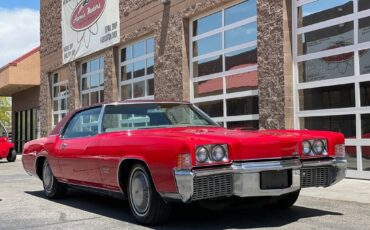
118,36,155,101
189,0,259,127
80,56,105,107
293,0,370,174
51,72,70,127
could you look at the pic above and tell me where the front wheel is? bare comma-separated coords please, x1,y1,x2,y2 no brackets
6,149,16,162
127,164,171,225
42,160,67,199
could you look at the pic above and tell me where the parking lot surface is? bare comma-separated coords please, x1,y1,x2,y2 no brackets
1,158,370,230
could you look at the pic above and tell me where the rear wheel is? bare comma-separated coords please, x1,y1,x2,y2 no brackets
42,160,67,199
271,190,300,209
127,164,171,225
6,149,16,162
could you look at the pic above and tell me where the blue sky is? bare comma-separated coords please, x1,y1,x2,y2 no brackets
0,0,40,67
0,0,40,10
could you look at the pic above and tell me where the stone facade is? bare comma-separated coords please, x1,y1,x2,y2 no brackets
40,0,294,135
257,0,287,130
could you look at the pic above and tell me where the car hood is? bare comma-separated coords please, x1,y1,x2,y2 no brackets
136,127,301,160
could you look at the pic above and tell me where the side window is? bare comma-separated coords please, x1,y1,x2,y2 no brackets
63,107,102,139
0,123,7,137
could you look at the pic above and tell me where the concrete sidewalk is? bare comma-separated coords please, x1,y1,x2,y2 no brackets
301,179,370,204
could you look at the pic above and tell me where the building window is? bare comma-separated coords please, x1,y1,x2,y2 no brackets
119,37,154,100
80,57,104,107
52,72,69,126
190,0,258,129
293,0,370,175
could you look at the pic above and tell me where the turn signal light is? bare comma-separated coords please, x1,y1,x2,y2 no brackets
335,144,346,158
177,154,192,169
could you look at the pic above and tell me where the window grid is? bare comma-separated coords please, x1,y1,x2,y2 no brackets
119,37,155,100
190,0,259,129
51,73,69,127
80,57,105,107
293,0,370,177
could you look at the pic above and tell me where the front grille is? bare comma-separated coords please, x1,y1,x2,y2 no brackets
301,167,332,187
192,174,233,201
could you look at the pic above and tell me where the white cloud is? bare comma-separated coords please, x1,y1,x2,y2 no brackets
0,8,40,67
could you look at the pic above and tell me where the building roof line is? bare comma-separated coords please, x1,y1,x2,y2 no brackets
0,46,40,71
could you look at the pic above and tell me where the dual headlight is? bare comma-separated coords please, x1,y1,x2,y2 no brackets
302,139,328,156
196,144,228,164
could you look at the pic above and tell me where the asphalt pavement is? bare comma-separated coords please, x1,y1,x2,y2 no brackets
1,157,370,230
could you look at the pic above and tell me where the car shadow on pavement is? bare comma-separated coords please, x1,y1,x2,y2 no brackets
26,189,343,229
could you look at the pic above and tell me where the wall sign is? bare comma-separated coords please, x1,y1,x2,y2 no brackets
62,0,120,64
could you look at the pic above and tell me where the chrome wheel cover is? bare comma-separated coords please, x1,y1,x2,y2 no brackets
130,169,151,216
43,162,53,193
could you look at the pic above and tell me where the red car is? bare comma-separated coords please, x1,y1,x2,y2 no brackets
22,101,346,225
0,122,16,162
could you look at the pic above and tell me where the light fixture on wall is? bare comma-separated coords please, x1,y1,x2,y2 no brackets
161,0,170,4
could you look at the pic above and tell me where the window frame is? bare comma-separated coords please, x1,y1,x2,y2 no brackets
51,72,70,127
293,0,370,178
118,36,155,101
61,105,104,140
79,56,105,107
189,0,259,128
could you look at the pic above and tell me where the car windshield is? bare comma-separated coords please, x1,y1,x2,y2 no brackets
102,103,218,132
0,122,7,137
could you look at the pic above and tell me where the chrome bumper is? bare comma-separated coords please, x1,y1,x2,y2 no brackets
168,157,346,203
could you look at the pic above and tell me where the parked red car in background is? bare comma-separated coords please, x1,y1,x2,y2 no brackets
0,121,16,162
22,101,347,225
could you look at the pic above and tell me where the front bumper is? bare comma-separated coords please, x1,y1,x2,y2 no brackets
169,157,346,203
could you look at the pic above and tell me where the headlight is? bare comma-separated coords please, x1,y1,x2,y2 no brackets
302,140,312,155
211,145,227,162
196,146,209,163
196,144,229,164
302,139,328,156
312,139,325,155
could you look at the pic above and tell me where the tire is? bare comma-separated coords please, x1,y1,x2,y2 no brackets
271,190,300,209
42,160,67,199
127,164,171,225
6,149,16,162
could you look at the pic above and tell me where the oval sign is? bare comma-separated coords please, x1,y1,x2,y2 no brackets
70,0,106,31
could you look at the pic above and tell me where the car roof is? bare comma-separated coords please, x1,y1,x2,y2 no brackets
49,100,191,135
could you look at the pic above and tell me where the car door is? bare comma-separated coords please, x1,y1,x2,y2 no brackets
54,106,103,186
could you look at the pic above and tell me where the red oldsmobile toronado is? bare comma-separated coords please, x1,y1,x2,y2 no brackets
22,101,346,225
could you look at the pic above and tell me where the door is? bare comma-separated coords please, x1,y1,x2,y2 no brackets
55,107,103,186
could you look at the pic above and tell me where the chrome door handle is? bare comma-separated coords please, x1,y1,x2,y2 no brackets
61,143,68,149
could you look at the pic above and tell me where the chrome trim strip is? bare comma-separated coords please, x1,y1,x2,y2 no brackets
302,157,346,167
159,192,182,201
64,181,122,193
